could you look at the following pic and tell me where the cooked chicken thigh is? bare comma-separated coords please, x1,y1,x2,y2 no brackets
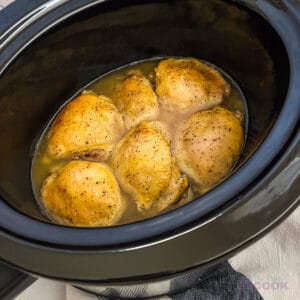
115,74,159,129
48,92,125,161
110,121,188,212
156,58,230,114
174,106,244,188
41,161,125,226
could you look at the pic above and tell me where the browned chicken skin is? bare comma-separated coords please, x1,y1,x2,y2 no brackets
48,92,125,161
110,121,188,212
114,74,159,129
35,57,245,227
41,161,125,226
155,58,230,115
174,106,244,189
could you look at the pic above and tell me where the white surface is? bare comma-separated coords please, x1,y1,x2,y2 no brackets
0,0,12,8
1,1,299,299
230,206,300,300
15,279,65,300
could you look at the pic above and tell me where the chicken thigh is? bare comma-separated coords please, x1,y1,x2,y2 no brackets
115,74,159,129
110,121,188,212
155,58,230,114
48,92,125,161
41,161,125,226
174,106,244,188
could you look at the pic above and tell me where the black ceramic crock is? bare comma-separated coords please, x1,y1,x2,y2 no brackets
0,0,299,298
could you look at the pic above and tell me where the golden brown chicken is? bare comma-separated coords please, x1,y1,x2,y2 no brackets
47,92,125,161
110,121,188,212
114,74,159,129
174,106,244,189
155,58,230,115
41,160,125,226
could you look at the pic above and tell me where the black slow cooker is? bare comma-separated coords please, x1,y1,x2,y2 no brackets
0,0,299,298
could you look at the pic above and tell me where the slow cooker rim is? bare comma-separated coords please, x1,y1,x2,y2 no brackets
2,193,298,284
0,0,299,247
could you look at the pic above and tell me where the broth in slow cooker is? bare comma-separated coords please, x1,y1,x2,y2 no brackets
31,57,247,227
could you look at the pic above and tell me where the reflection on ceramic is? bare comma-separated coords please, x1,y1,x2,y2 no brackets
233,154,300,222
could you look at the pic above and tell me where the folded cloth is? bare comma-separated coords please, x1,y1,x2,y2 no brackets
171,262,262,300
67,262,262,300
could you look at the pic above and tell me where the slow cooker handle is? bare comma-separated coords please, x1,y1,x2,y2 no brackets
0,260,36,299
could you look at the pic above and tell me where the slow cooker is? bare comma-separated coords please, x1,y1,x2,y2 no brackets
0,0,299,298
